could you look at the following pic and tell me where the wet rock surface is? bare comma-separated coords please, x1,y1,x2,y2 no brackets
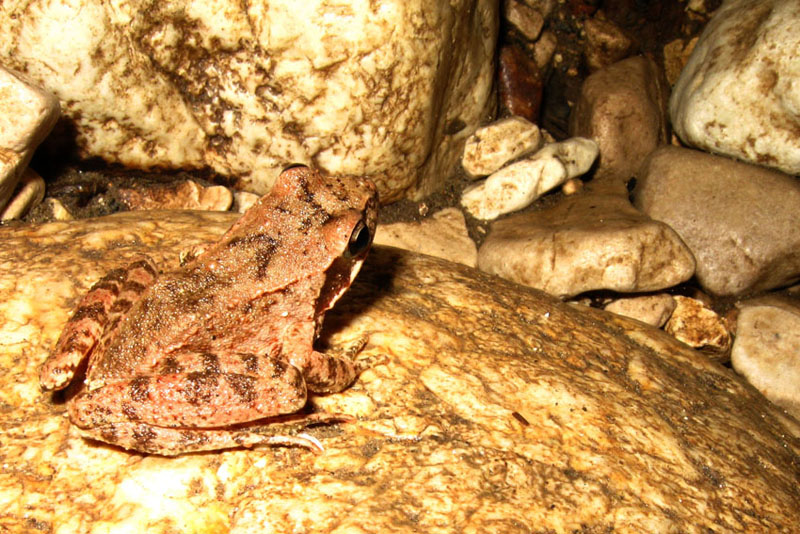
1,211,799,532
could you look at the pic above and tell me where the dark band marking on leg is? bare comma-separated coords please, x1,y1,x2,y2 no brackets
225,373,257,403
202,353,221,374
184,371,220,405
129,376,151,403
121,280,147,294
129,259,158,277
71,302,108,323
240,353,259,373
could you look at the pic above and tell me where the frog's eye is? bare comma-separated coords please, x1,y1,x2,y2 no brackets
346,221,372,259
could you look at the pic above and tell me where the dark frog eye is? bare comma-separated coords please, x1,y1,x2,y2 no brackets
345,220,372,259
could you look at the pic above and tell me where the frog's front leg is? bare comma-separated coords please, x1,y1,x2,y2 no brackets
67,354,310,455
40,258,158,391
303,336,379,394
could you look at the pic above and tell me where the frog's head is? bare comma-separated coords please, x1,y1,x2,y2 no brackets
212,165,378,308
309,170,379,316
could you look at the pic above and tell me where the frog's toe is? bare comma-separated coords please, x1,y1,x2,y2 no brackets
353,352,389,373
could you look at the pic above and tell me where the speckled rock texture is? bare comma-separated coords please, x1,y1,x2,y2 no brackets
1,212,799,533
461,137,598,220
478,191,696,298
732,296,800,421
0,0,497,201
635,145,800,296
569,56,670,184
670,0,800,175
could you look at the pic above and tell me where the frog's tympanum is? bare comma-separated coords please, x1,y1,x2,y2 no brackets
40,166,379,455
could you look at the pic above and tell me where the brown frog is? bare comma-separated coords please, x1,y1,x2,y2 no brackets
39,166,379,455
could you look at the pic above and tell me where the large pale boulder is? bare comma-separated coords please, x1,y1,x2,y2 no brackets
0,0,497,201
1,212,798,532
670,0,800,175
0,64,59,213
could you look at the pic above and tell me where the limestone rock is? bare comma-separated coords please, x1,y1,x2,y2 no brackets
374,208,477,267
461,117,543,178
530,30,558,70
569,56,669,183
670,0,800,175
583,17,635,72
522,0,556,19
732,296,800,421
0,0,497,201
1,211,798,532
604,293,676,328
115,180,233,212
498,43,543,124
478,192,695,297
233,191,261,214
505,0,544,41
665,296,732,362
40,197,73,221
0,167,45,220
635,146,800,296
0,64,59,211
462,137,598,220
663,36,698,86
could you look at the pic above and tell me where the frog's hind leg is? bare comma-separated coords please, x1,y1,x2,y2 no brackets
40,257,158,391
77,424,325,456
67,355,318,454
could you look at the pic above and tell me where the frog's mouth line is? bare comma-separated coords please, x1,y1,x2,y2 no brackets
316,252,369,315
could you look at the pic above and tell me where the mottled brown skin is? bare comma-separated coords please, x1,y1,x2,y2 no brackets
40,167,379,455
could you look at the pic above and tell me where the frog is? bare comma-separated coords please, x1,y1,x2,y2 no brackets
39,166,379,456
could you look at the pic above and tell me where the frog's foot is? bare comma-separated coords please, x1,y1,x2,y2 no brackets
306,334,387,394
77,424,327,456
40,257,158,391
179,245,206,266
